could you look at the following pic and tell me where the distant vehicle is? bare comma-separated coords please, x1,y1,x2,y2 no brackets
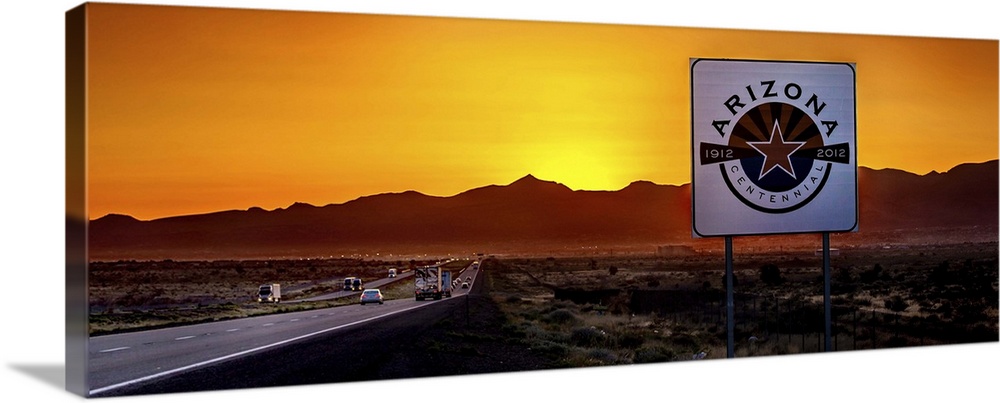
359,289,384,305
461,281,470,289
257,284,281,303
388,268,397,278
415,265,451,300
352,277,364,291
344,277,356,291
442,271,452,298
466,276,472,282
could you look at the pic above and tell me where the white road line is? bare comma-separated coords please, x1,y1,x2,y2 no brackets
262,323,274,327
174,336,195,341
99,347,130,353
226,329,239,332
89,302,437,396
290,319,300,322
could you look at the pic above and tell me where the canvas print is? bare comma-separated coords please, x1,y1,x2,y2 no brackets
65,2,998,398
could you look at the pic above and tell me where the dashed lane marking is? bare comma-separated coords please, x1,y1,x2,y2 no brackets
90,302,435,396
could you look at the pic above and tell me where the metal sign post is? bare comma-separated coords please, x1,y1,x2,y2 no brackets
726,236,735,358
823,232,832,351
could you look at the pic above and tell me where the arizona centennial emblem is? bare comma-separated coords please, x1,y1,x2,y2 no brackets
691,59,857,237
702,81,851,213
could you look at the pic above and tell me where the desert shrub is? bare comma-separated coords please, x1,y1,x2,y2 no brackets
929,261,954,285
544,308,580,325
500,323,526,338
632,346,676,363
636,274,662,287
584,348,618,364
938,301,954,319
962,324,997,343
759,264,783,285
868,287,890,297
609,266,618,276
953,300,990,323
886,336,909,347
528,339,569,357
458,345,481,356
832,281,857,295
832,296,851,305
916,297,937,311
607,296,632,315
836,267,855,283
615,329,646,349
546,300,575,311
518,308,543,322
666,333,701,350
521,322,551,340
570,326,606,347
884,295,909,312
860,264,883,283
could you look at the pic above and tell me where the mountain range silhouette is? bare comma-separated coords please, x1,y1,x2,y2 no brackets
89,160,998,260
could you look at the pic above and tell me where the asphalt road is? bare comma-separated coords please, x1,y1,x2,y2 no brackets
88,264,481,397
294,271,415,302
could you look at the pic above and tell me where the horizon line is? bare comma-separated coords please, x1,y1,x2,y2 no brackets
91,159,998,222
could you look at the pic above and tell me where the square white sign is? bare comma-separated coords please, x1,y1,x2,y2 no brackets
691,59,858,237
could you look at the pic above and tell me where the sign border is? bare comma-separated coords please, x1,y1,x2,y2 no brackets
690,58,859,238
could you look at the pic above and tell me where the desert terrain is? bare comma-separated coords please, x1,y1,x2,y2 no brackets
89,228,998,368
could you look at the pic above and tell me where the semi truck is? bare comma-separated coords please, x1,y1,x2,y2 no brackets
442,271,452,298
414,265,452,300
257,283,281,303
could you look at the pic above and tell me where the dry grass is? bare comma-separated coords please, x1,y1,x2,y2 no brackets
484,242,998,365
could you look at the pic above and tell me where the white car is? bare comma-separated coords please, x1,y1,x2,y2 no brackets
359,289,384,305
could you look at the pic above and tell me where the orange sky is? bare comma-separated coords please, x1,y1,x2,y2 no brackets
83,3,998,220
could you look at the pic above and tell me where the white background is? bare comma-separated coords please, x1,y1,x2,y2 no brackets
1,1,997,402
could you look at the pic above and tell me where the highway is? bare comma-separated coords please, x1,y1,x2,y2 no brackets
88,262,481,396
294,270,415,302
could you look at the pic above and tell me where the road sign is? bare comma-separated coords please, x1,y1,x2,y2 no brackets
691,59,858,237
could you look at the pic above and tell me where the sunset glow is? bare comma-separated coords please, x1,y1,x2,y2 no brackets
83,4,998,220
